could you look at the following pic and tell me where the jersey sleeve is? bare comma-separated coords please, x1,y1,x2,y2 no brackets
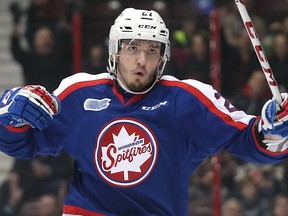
0,96,72,159
175,79,287,164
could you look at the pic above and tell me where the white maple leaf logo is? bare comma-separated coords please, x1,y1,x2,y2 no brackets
101,126,152,181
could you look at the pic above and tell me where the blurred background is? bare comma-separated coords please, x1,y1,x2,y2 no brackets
0,0,288,215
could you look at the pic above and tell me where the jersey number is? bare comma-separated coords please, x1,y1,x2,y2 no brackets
215,92,237,113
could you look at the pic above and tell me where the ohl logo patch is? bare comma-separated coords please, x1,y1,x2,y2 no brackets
94,118,158,187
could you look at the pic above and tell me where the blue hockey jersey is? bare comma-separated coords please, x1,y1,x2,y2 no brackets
0,72,286,216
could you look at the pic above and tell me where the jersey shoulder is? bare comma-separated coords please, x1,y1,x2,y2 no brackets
53,72,113,100
159,75,214,94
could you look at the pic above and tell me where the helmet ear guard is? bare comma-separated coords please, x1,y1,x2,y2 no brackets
107,8,170,80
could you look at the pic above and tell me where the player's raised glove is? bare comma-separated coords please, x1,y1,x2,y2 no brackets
0,85,60,130
260,93,288,152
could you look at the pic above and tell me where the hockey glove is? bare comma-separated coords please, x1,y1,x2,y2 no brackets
260,93,288,152
0,85,60,130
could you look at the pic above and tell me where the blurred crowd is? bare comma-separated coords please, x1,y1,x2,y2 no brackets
1,0,288,215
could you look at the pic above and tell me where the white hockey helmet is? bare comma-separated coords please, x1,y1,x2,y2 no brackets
107,8,170,79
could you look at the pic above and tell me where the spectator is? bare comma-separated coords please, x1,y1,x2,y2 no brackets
219,152,239,195
218,2,241,97
171,17,197,50
19,154,73,202
219,1,266,97
10,24,73,92
167,18,209,80
222,197,243,216
219,2,243,49
183,33,210,83
236,177,268,216
257,166,285,198
283,16,288,36
24,0,66,46
233,30,260,88
0,172,23,216
269,33,288,91
17,193,61,216
231,69,271,115
81,43,107,75
220,0,266,49
189,159,213,201
17,199,41,216
271,194,288,216
38,193,62,216
0,154,73,216
188,197,212,216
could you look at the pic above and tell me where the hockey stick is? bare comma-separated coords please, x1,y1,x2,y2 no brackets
234,0,282,105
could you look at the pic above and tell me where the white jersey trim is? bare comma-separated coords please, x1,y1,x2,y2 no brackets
53,72,113,96
183,79,255,125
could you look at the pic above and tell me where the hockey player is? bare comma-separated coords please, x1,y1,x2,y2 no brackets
0,8,288,216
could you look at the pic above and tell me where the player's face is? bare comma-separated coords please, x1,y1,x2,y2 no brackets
117,39,162,92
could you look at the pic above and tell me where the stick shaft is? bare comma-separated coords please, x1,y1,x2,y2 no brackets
235,0,282,105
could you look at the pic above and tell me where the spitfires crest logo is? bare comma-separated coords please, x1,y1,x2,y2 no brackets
95,118,158,187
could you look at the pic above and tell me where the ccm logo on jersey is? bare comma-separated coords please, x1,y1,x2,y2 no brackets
84,98,111,111
94,118,158,187
142,101,168,111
